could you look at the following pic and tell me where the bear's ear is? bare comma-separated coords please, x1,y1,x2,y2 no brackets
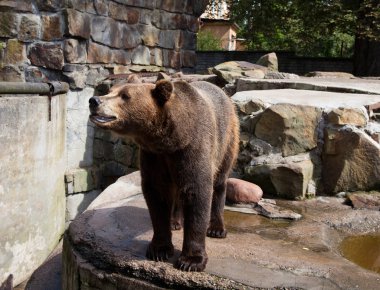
152,80,173,105
156,72,170,82
126,74,141,84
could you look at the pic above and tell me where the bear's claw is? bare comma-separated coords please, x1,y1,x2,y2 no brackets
146,242,174,262
171,220,182,231
207,228,227,238
175,255,208,272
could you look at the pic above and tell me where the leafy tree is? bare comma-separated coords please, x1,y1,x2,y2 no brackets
197,30,223,51
356,0,380,41
229,0,370,57
353,0,380,76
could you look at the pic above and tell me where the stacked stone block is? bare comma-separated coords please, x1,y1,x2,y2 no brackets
0,0,207,221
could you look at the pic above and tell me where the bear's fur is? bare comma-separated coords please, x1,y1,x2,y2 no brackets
89,75,239,271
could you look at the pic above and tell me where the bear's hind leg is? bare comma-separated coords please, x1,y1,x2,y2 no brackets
207,178,228,238
207,139,238,238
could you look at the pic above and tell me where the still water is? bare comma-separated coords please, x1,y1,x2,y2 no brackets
340,234,380,274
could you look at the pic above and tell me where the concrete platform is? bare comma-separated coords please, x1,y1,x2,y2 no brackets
232,89,380,110
237,77,380,95
63,172,380,290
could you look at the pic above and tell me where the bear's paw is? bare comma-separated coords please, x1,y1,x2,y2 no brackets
146,242,174,262
175,254,208,272
207,227,227,238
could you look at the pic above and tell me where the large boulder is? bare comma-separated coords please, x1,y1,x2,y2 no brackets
255,104,322,157
327,107,368,127
270,159,314,199
212,61,267,83
244,153,315,199
256,52,278,72
322,126,380,193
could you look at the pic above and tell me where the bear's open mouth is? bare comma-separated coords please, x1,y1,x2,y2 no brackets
90,114,117,123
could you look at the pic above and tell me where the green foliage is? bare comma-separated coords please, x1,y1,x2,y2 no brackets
229,0,377,57
356,0,380,41
197,30,223,51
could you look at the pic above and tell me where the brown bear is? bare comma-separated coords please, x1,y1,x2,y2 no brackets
89,74,239,272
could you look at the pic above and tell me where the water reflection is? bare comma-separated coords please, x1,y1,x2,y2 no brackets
340,235,380,274
224,210,291,234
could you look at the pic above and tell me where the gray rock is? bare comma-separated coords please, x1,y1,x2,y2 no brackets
63,64,89,89
64,39,87,64
0,12,17,37
264,72,300,79
271,159,314,199
255,104,322,157
305,71,355,79
327,107,368,127
347,191,380,210
94,0,109,16
212,61,268,84
65,9,91,39
139,25,160,46
41,14,64,41
35,0,62,11
248,137,275,156
18,15,40,42
28,42,64,70
3,39,26,64
109,1,140,24
86,65,109,86
256,52,278,71
159,30,181,49
131,45,151,65
322,126,380,193
87,41,112,64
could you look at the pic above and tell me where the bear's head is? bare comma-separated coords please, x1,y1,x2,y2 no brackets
89,75,174,135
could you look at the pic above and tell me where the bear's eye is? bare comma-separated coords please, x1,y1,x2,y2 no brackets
121,92,130,100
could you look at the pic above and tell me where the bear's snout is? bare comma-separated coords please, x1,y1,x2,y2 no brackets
89,96,102,109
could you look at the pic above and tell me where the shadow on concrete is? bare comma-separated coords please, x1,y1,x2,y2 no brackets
69,202,182,270
24,251,62,290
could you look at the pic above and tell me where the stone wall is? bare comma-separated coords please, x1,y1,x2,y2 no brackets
0,0,205,84
196,51,353,76
0,0,207,223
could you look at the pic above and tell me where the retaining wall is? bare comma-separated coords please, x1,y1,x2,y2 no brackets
0,83,67,286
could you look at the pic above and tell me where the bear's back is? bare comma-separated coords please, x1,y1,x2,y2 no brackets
189,81,239,172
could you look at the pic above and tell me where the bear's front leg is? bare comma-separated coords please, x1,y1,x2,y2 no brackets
141,151,174,262
175,181,212,271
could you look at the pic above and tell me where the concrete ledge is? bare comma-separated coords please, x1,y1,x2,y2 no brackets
62,172,380,289
236,78,380,95
232,89,380,109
